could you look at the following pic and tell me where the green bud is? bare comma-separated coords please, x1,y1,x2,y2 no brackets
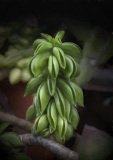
55,116,68,143
47,100,58,133
71,107,79,129
32,114,49,135
37,82,50,114
65,124,73,141
26,105,36,121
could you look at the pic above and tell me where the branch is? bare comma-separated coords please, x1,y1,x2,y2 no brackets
20,134,78,160
0,111,79,160
0,111,32,132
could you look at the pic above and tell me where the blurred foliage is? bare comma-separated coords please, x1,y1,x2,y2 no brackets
0,91,31,159
0,18,113,86
0,18,39,84
0,122,30,160
66,22,113,85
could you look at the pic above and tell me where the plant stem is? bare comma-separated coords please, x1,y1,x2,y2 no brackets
0,111,32,132
0,111,79,160
20,133,79,160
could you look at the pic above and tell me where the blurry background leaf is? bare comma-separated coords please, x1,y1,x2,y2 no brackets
0,132,23,147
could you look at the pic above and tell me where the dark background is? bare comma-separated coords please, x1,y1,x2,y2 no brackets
0,0,113,31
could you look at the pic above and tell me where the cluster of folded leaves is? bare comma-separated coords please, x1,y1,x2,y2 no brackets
25,31,84,143
0,21,39,84
0,122,30,160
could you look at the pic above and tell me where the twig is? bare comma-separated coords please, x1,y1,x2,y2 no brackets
0,111,32,132
0,111,79,160
20,134,79,160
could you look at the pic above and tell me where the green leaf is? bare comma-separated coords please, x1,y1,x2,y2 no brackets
33,38,47,48
55,31,65,43
0,132,23,147
32,114,49,135
25,74,45,96
38,82,50,114
26,105,36,121
61,42,82,63
55,117,68,144
41,33,53,42
65,124,73,141
47,100,57,133
71,108,79,129
47,77,56,96
71,82,84,107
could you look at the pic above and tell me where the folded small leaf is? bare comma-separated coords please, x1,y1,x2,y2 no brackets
65,124,73,141
41,33,53,42
39,82,50,113
25,74,45,96
55,31,65,43
47,100,58,133
26,105,36,121
71,108,79,129
32,114,49,135
47,77,56,96
54,88,66,117
61,42,82,63
71,82,84,107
